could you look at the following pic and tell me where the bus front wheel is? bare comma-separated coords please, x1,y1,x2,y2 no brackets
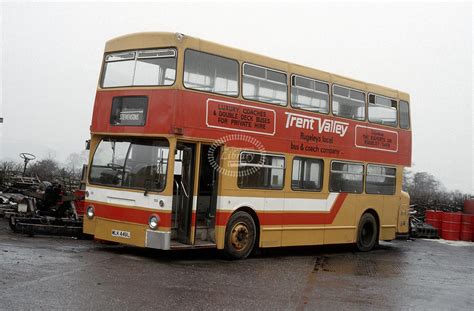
224,211,256,259
356,213,378,252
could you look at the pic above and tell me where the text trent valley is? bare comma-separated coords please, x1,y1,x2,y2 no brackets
284,112,349,137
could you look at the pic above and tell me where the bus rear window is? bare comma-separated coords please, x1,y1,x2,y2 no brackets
89,138,169,192
102,48,177,88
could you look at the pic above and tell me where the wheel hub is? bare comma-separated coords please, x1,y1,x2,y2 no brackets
230,222,249,250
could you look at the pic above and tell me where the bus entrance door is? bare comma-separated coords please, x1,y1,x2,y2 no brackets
173,142,196,244
195,144,220,244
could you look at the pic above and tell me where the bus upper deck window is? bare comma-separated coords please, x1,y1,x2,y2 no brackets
291,75,329,114
368,94,398,127
183,50,239,96
332,85,365,121
102,48,177,88
242,63,287,106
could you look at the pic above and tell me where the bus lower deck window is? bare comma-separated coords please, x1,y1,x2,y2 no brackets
329,161,364,193
238,152,285,189
366,164,396,195
292,157,323,191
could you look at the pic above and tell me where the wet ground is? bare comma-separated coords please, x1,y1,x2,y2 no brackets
0,219,473,310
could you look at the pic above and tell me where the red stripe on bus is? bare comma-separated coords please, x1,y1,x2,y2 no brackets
91,202,171,226
91,194,347,227
215,193,348,226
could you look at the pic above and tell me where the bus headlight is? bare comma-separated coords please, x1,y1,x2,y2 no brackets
149,215,160,230
86,206,95,219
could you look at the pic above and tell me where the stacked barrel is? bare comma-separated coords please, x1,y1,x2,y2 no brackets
424,199,474,241
425,210,443,231
460,199,474,241
441,212,462,240
460,214,473,241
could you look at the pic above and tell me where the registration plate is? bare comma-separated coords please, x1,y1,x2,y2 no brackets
111,229,131,239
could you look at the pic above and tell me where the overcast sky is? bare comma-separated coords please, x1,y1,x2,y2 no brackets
1,1,473,193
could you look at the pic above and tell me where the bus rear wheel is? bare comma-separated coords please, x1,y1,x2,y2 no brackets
224,211,256,259
356,213,378,252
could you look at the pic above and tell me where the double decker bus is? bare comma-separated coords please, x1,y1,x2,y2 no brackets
83,32,411,259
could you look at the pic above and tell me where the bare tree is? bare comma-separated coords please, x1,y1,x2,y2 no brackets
402,168,412,192
404,170,470,214
65,151,88,174
27,158,60,181
0,160,22,185
411,172,441,200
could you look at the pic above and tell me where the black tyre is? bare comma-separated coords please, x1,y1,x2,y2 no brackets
356,213,378,252
224,211,256,259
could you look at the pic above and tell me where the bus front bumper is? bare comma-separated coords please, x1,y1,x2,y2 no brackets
84,217,171,250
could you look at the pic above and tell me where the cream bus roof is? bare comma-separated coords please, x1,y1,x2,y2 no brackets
105,32,409,101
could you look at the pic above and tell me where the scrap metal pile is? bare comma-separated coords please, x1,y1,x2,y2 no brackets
0,156,85,238
409,207,439,239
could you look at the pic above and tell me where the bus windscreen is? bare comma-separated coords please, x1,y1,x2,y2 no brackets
89,138,169,192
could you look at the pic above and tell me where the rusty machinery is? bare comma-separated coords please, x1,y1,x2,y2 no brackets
8,182,84,237
0,154,87,237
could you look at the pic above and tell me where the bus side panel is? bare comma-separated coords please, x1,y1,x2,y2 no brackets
323,195,357,245
280,194,325,247
397,191,410,234
381,195,399,240
281,226,325,247
215,224,225,249
261,197,283,248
